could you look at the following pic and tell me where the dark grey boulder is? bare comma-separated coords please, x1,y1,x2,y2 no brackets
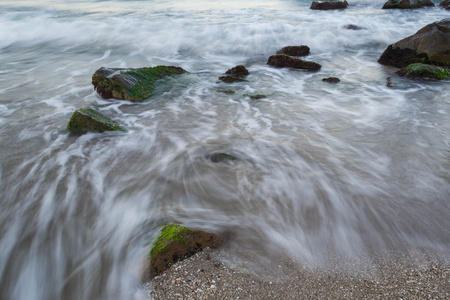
310,1,348,10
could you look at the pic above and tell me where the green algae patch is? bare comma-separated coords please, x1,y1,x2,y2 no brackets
149,225,192,259
146,224,222,279
219,76,248,83
67,108,124,134
92,66,188,101
397,63,450,80
217,88,235,94
244,94,267,100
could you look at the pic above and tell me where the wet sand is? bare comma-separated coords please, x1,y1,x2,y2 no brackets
145,248,450,299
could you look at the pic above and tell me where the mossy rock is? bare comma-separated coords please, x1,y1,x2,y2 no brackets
382,0,434,9
397,63,450,80
217,89,236,94
219,76,248,83
276,45,310,57
225,65,249,76
147,225,222,279
92,66,187,101
244,94,267,100
267,54,321,70
67,108,123,134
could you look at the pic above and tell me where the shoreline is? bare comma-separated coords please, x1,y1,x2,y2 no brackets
145,248,450,299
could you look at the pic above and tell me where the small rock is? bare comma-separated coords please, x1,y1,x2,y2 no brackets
219,76,247,83
67,108,123,134
343,24,365,30
225,65,249,76
396,63,450,80
310,1,348,10
276,46,310,57
322,77,340,83
267,54,321,70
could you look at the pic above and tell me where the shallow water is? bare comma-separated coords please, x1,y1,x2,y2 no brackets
0,0,449,299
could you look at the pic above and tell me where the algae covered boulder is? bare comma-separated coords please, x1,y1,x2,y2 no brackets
267,54,321,70
147,225,222,279
396,63,450,79
276,46,310,57
382,0,434,9
92,66,187,101
67,108,123,134
310,1,348,10
378,19,450,68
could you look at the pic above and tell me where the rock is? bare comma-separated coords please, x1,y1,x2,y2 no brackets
217,89,235,94
322,77,340,83
396,63,450,79
91,66,187,101
207,152,238,163
310,1,348,10
147,225,222,279
439,0,450,9
382,0,434,9
276,46,310,57
378,18,450,68
225,65,249,76
219,76,247,83
67,108,123,134
343,24,365,30
267,54,321,70
244,94,267,100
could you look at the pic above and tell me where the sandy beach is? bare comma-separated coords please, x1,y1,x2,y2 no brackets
146,248,449,299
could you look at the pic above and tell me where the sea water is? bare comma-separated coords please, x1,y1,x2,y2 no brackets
0,0,449,299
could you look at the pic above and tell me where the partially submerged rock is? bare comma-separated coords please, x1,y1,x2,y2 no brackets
67,108,123,134
219,76,247,83
276,46,310,57
343,24,365,30
322,77,341,83
310,1,348,10
217,89,235,94
92,66,187,101
244,94,267,100
396,63,450,79
207,152,239,163
225,65,249,76
378,18,450,68
382,0,434,9
267,54,321,70
440,0,450,10
147,225,222,279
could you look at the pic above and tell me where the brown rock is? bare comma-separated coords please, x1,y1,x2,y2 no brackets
310,1,348,10
382,0,434,9
276,46,310,57
322,77,340,83
378,18,450,68
225,65,249,76
267,54,321,70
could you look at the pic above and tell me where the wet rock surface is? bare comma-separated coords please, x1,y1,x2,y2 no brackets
322,77,341,83
267,54,321,70
382,0,434,9
66,108,123,134
440,0,450,9
91,66,187,101
396,63,450,79
276,46,310,57
378,18,450,68
310,1,348,10
225,65,249,76
219,76,248,83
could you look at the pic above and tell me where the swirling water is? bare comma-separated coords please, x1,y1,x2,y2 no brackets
0,0,449,299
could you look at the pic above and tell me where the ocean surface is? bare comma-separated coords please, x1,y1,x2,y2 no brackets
0,0,449,299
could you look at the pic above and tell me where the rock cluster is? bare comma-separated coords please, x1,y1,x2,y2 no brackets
219,65,249,83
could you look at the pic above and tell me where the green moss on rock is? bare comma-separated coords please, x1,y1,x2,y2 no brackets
397,63,450,80
67,108,123,134
149,225,192,259
92,66,187,101
244,94,267,100
219,76,248,83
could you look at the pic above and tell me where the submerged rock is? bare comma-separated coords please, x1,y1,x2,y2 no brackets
146,225,222,279
244,94,267,100
207,152,239,163
67,108,123,134
382,0,434,9
276,46,310,57
310,1,348,10
378,18,450,68
91,66,187,101
396,63,450,79
343,24,365,30
322,77,341,83
225,65,249,76
267,54,321,70
219,76,247,83
440,0,450,10
217,89,235,94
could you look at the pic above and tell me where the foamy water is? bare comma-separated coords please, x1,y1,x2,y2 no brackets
0,0,449,299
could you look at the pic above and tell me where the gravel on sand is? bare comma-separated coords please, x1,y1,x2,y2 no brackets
144,248,449,299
